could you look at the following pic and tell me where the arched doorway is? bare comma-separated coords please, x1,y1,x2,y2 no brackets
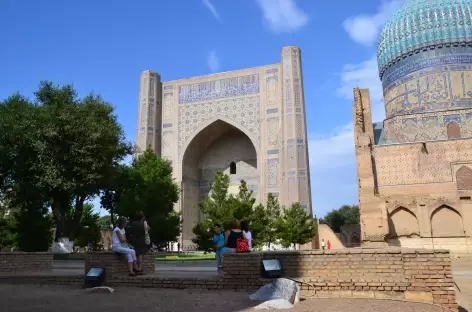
180,119,258,249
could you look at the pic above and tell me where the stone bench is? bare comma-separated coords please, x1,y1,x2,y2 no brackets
84,251,155,279
0,252,53,273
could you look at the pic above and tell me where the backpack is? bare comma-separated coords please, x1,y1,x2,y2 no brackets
236,236,249,253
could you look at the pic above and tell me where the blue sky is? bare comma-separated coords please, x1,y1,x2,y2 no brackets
0,0,406,218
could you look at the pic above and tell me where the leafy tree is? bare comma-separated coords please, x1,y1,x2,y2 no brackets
0,214,16,250
73,203,101,248
115,150,180,247
193,172,257,251
275,203,317,249
10,204,54,252
321,205,360,233
0,82,131,246
192,221,214,253
250,203,268,249
97,215,113,230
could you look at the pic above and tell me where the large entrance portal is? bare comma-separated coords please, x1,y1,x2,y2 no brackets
181,119,258,250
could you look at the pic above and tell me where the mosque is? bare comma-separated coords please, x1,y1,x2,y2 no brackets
354,0,472,256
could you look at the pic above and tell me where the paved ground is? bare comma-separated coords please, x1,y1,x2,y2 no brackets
1,284,451,312
55,259,472,310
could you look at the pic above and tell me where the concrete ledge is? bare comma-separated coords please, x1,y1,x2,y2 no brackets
0,252,53,273
85,252,155,279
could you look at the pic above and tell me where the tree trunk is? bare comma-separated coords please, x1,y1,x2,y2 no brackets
69,195,85,241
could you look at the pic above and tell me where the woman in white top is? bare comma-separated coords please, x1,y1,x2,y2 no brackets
240,220,252,249
112,217,139,276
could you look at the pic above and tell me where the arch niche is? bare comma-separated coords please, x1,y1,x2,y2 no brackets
180,119,259,248
387,207,420,238
430,205,464,237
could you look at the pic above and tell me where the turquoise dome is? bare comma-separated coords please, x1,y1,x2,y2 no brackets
377,0,472,80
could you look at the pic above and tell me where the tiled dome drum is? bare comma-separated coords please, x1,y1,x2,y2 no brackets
378,0,472,143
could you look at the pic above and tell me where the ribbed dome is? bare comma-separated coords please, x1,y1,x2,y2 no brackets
377,0,472,80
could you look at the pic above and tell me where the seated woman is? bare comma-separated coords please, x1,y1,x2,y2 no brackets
111,217,140,276
224,219,246,253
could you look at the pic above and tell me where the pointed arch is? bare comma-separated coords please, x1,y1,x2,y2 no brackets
230,161,236,174
388,206,419,238
456,165,472,190
431,205,464,237
180,116,260,164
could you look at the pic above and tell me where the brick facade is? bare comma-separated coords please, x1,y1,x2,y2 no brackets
0,252,53,273
224,249,457,311
84,252,155,279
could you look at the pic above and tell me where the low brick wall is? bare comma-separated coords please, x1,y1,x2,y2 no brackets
85,252,155,279
0,252,53,273
223,249,457,311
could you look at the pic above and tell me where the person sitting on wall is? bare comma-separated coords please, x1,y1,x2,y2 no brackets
240,220,252,250
111,217,140,276
213,224,226,273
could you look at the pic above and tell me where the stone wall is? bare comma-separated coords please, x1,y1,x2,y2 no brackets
0,252,53,273
224,249,457,311
85,252,155,279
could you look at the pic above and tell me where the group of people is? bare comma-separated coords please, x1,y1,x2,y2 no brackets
111,211,151,276
213,219,252,273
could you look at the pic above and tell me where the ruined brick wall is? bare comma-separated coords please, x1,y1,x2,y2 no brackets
0,252,53,273
224,249,457,311
85,252,155,279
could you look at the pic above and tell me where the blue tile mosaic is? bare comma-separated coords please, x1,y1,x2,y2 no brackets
178,74,260,104
377,0,472,77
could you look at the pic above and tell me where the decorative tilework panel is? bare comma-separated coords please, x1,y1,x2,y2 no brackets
383,63,472,118
163,93,174,121
296,114,303,138
288,177,297,199
283,53,292,108
266,158,279,188
266,75,279,107
267,117,279,146
266,108,278,114
164,85,174,90
178,74,260,104
162,131,173,157
384,108,472,143
382,48,472,88
287,145,296,168
163,123,173,128
267,149,279,155
297,145,307,168
298,176,308,204
287,114,293,136
265,68,278,74
150,77,155,97
178,95,260,154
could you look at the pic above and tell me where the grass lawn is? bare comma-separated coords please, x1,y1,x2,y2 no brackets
155,253,216,261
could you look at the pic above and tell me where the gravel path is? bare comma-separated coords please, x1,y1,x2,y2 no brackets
1,284,450,312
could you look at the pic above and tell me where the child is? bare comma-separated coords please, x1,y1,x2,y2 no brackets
213,224,226,273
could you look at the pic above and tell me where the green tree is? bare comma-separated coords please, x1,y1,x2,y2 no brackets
0,82,131,247
321,205,360,233
275,203,317,249
115,150,180,247
73,203,101,249
193,171,257,251
97,215,113,230
10,204,54,252
192,221,214,253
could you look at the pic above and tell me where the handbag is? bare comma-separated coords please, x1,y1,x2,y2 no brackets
144,220,151,245
236,233,249,253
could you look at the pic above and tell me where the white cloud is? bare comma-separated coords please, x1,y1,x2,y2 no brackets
202,0,221,21
308,123,355,170
343,0,405,46
308,124,359,216
337,55,385,122
256,0,309,33
207,51,220,72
